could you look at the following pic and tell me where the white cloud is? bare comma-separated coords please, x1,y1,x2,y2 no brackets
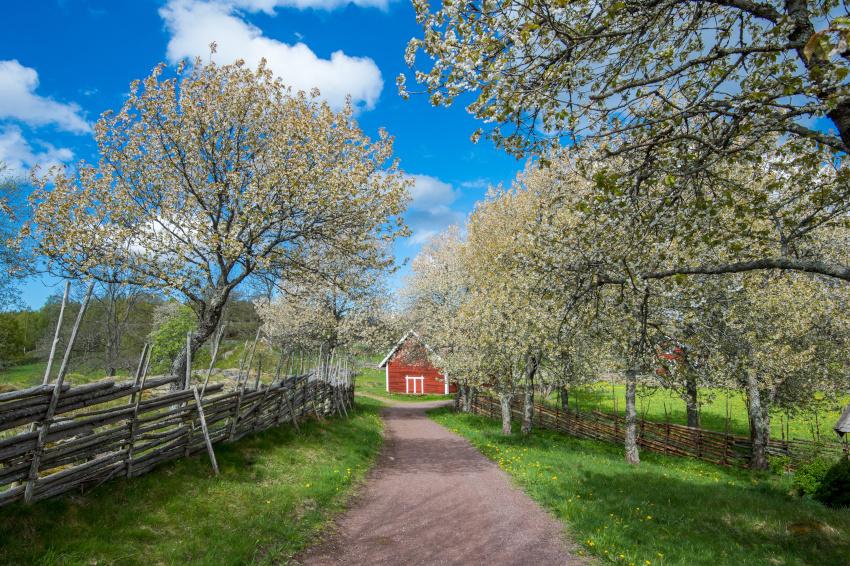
0,60,90,134
0,125,74,177
229,0,389,12
459,177,491,190
406,174,465,244
409,174,457,210
160,0,384,111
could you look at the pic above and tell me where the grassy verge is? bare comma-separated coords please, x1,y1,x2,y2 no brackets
356,367,452,402
550,383,846,442
0,361,132,392
0,396,385,565
429,407,850,566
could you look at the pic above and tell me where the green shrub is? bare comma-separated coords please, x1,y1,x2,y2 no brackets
768,455,791,475
792,456,833,496
814,457,850,509
0,314,25,368
149,303,198,373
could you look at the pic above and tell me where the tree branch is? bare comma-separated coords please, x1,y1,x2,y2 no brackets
641,257,850,282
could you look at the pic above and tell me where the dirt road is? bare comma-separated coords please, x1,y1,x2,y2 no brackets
297,400,585,565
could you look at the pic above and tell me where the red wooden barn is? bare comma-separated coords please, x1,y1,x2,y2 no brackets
379,331,455,395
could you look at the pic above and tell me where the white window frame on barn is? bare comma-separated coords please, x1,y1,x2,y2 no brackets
405,375,424,394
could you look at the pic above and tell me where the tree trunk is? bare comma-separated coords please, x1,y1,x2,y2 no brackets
560,385,569,413
746,370,770,470
624,369,640,465
454,383,464,411
105,328,119,377
499,391,513,436
169,292,228,389
685,371,699,428
464,385,475,413
521,353,538,435
521,383,534,435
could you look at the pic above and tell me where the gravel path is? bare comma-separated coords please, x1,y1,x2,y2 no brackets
296,400,586,565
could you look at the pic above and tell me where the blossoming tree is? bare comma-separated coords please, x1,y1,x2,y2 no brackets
29,57,408,381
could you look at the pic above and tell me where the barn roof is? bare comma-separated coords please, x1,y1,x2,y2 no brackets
835,403,850,437
378,330,442,368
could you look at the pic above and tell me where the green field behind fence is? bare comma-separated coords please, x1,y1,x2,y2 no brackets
4,353,845,441
548,383,846,442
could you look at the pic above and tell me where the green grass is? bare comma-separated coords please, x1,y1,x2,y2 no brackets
429,407,850,566
0,361,131,392
0,396,385,565
553,383,847,442
356,367,452,402
0,341,287,392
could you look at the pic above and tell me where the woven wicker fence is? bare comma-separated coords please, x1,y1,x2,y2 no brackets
470,394,848,468
0,370,354,508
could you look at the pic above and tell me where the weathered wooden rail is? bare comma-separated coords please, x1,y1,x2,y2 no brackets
470,394,848,468
0,370,354,507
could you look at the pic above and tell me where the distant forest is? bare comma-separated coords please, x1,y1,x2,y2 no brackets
0,286,263,378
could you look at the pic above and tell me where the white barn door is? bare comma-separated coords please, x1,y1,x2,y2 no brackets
405,375,424,394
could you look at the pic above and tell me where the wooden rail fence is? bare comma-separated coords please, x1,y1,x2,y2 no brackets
470,394,848,468
0,370,354,508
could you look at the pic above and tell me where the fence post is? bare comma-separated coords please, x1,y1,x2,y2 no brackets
24,283,93,503
200,325,225,400
126,346,152,478
183,331,194,457
229,330,259,440
282,378,301,433
192,386,219,475
252,381,272,432
697,428,703,458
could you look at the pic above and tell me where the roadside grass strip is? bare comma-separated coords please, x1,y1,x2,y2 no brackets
0,397,385,566
429,407,850,566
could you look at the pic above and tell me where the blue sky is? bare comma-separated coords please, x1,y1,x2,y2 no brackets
1,0,524,308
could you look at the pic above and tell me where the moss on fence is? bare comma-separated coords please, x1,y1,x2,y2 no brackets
0,396,384,566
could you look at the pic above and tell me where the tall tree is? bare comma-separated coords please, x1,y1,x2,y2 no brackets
29,57,409,382
401,227,474,406
93,279,150,376
256,254,394,357
404,0,850,283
